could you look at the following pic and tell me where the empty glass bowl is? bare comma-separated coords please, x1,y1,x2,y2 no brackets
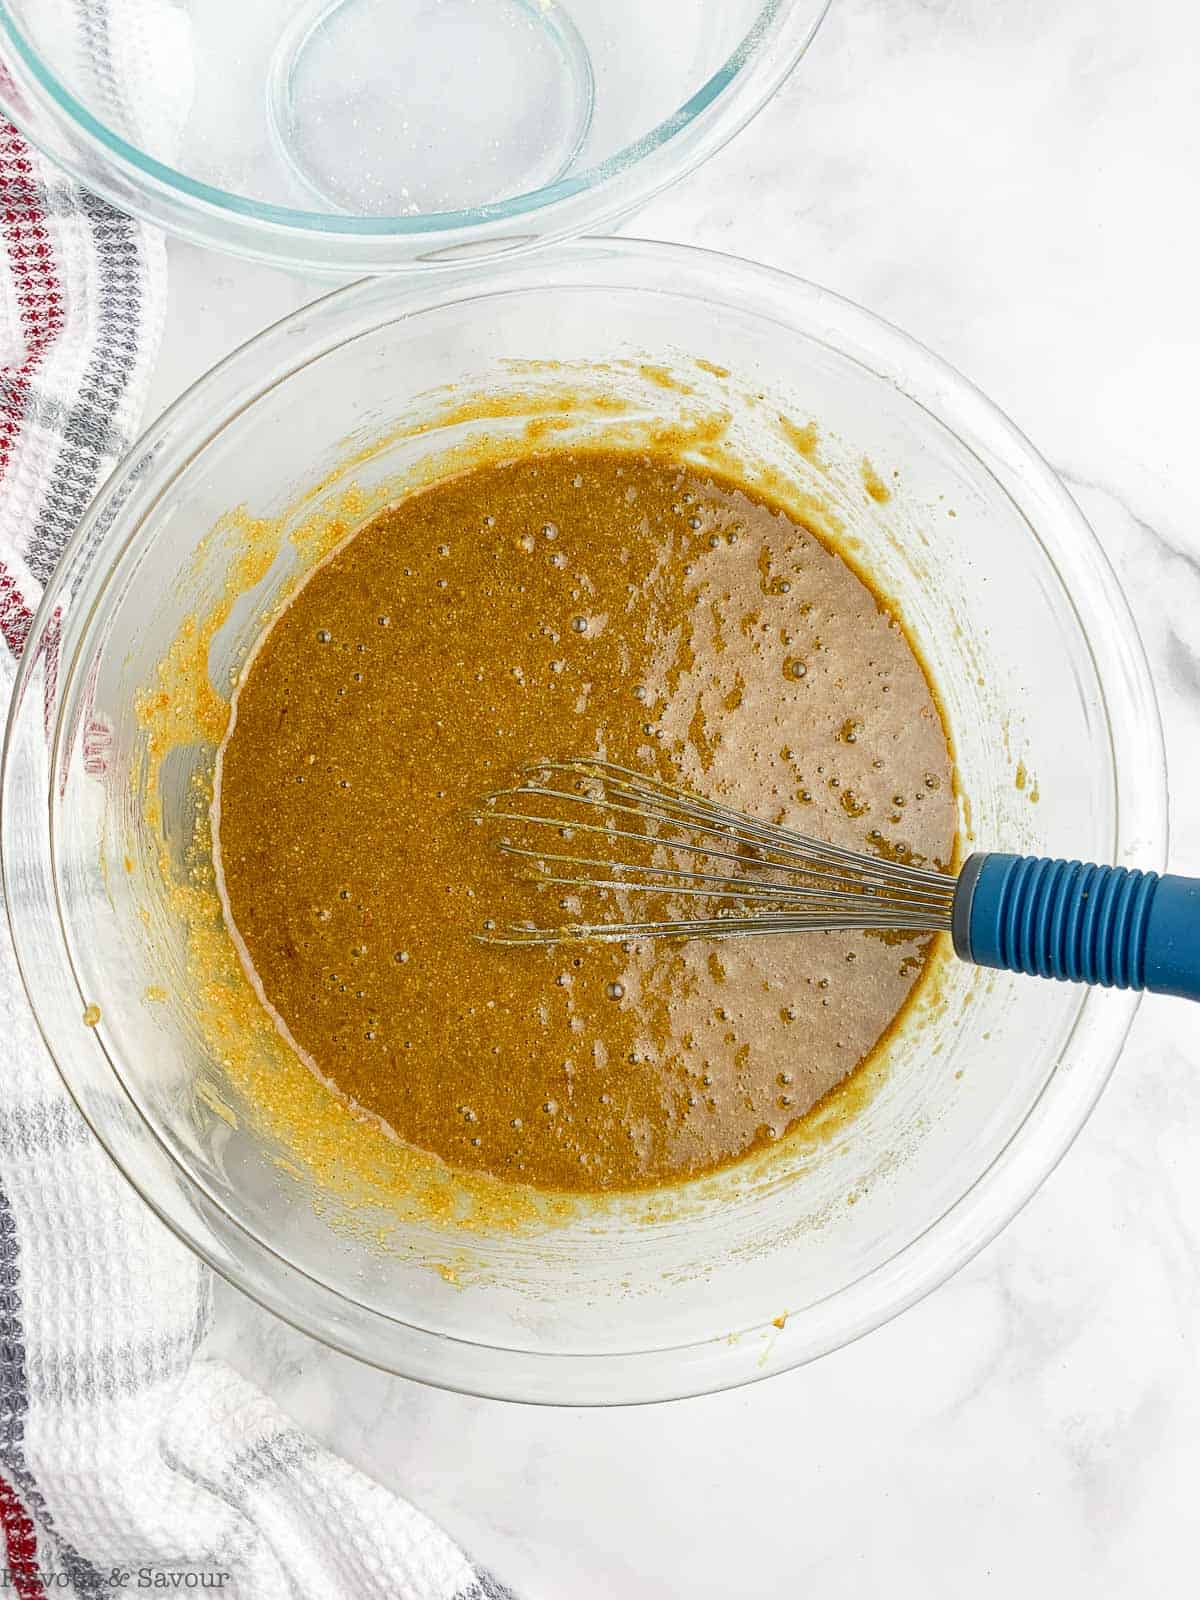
1,241,1165,1402
0,0,829,270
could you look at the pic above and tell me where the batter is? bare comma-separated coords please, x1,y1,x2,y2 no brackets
214,449,955,1192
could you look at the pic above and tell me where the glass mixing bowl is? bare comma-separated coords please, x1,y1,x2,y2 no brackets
0,0,828,271
1,241,1165,1403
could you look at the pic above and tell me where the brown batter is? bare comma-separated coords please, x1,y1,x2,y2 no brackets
214,449,955,1193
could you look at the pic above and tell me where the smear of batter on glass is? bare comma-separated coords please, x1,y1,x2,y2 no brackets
214,448,955,1194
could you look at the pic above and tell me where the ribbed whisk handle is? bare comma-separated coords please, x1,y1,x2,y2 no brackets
952,854,1200,1000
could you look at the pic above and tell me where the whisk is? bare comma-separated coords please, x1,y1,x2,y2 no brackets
476,758,1200,1000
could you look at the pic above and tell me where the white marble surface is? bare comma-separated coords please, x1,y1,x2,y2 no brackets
146,1,1200,1593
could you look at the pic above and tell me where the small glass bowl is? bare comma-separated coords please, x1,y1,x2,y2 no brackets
0,0,829,272
1,241,1165,1402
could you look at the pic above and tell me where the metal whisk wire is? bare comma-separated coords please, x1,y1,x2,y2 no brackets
476,758,957,947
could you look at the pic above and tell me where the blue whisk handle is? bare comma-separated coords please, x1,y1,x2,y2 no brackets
952,854,1200,1001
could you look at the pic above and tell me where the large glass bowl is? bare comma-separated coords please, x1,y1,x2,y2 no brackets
0,0,828,272
1,241,1165,1403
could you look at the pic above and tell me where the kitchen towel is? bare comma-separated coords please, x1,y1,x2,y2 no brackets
0,61,514,1600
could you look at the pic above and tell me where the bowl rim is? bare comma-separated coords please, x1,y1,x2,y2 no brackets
1,238,1168,1402
0,0,831,256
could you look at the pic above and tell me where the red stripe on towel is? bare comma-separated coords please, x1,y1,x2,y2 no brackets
0,1472,45,1599
0,122,65,490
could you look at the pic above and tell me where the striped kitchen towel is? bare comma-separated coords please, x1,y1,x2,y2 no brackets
0,49,515,1600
